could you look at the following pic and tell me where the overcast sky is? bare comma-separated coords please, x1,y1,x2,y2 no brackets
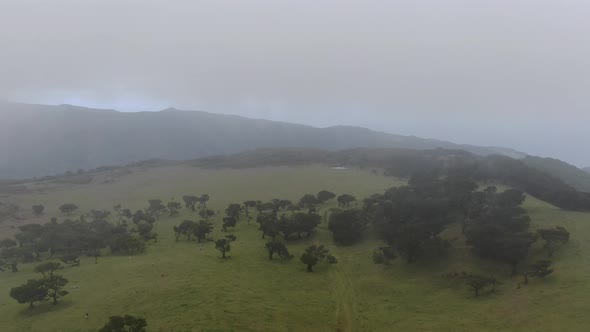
1,0,589,166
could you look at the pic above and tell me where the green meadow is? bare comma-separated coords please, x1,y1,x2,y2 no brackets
0,165,589,331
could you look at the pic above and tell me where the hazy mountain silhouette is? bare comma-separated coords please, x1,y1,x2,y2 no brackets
0,101,526,179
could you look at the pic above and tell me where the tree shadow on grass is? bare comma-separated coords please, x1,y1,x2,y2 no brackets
18,300,74,317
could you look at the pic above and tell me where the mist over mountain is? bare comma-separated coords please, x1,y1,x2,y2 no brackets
0,102,526,179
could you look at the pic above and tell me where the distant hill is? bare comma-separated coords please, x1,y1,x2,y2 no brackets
522,156,590,192
584,167,590,174
0,102,525,179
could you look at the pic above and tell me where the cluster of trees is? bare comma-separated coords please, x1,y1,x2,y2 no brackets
253,191,351,241
0,198,179,274
364,173,570,273
365,174,467,263
357,172,571,296
328,208,366,245
173,192,341,272
181,194,210,212
174,220,214,242
0,216,146,272
99,315,147,332
9,262,69,308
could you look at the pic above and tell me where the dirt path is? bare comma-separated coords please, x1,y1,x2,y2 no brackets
331,266,358,332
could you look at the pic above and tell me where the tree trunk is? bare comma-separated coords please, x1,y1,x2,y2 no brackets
222,251,226,259
307,264,313,272
474,288,479,297
268,252,274,260
524,274,529,285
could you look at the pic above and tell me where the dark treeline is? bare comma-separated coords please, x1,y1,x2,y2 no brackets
362,173,570,296
192,148,590,211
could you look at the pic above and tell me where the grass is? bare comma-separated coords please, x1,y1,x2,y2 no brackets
0,165,589,331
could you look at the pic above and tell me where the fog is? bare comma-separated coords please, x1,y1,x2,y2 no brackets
1,0,589,166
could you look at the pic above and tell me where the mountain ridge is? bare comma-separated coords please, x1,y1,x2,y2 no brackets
0,101,525,179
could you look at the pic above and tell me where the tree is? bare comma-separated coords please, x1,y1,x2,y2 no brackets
256,212,279,240
300,244,337,272
317,190,336,204
225,203,242,219
328,209,366,245
395,223,450,264
265,241,293,260
291,212,321,238
497,189,526,207
198,208,215,222
9,279,48,308
369,184,453,264
90,209,112,223
466,204,535,275
174,220,196,241
59,203,78,215
222,216,238,232
114,205,132,223
34,261,63,278
299,194,319,212
146,199,166,218
466,274,496,297
192,220,213,243
167,201,182,217
372,246,397,265
215,235,236,259
524,260,554,284
137,222,157,242
337,194,356,208
43,275,69,305
61,253,80,266
198,194,210,209
182,195,199,212
242,200,258,218
460,191,488,234
99,315,148,332
109,234,146,255
32,204,45,216
537,226,570,257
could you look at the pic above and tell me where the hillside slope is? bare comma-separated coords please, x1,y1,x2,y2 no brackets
522,156,590,192
0,102,524,179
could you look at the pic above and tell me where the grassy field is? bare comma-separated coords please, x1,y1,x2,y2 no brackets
0,165,589,331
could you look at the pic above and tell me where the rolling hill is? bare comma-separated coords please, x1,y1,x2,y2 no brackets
0,101,525,179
